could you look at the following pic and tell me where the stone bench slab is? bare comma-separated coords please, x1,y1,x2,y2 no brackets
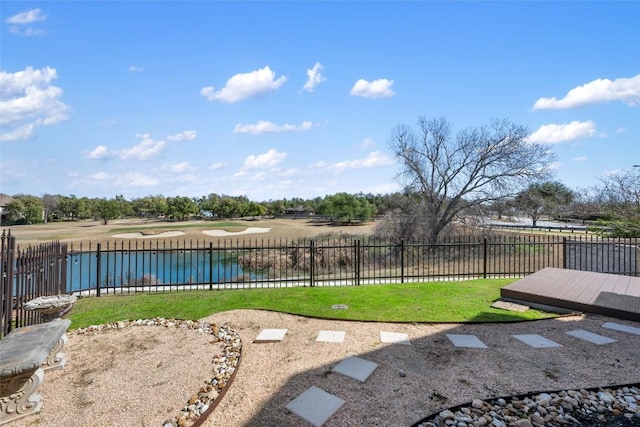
0,318,71,379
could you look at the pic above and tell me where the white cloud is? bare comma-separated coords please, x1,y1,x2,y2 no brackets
302,62,326,92
616,127,626,134
328,151,395,172
5,9,46,24
209,161,226,170
310,152,395,174
175,173,197,183
128,65,144,72
200,66,287,103
526,120,597,144
242,149,287,169
573,156,588,162
0,66,71,141
86,145,114,159
350,78,395,99
167,130,197,141
120,173,159,187
233,120,314,135
533,75,640,110
120,134,166,160
6,8,47,36
91,172,110,181
169,161,195,173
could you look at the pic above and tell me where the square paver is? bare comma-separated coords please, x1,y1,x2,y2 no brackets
602,322,640,336
254,328,288,343
512,334,561,348
331,356,378,382
380,331,411,345
316,330,346,343
565,329,617,345
446,334,488,348
286,386,345,427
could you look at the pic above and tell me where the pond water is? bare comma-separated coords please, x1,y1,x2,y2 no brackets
66,249,258,291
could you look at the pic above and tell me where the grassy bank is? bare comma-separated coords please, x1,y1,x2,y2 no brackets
68,279,556,328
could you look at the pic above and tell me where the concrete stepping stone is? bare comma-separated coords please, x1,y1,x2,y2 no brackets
380,331,411,345
254,328,287,343
331,356,378,382
512,334,561,348
286,385,345,427
565,329,617,345
446,334,488,348
602,322,640,336
316,330,346,343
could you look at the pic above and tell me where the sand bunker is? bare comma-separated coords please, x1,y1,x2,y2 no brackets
202,227,271,237
112,231,186,238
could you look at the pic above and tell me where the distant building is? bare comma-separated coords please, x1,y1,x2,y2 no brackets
0,194,14,226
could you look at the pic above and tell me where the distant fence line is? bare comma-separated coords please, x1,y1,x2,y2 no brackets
2,232,638,337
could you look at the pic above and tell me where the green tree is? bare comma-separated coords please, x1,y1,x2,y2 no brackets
318,193,377,223
4,195,44,225
515,181,574,226
93,198,121,225
390,116,555,243
166,196,199,220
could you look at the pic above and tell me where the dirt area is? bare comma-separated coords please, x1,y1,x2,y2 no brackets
6,217,377,249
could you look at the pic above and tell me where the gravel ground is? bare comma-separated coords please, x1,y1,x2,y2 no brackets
11,310,640,427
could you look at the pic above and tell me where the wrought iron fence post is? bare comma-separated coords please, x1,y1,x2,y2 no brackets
400,238,405,284
562,236,567,270
96,243,101,297
209,242,213,291
355,240,361,286
483,237,488,279
309,240,315,287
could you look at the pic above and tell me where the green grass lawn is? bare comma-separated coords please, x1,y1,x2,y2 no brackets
67,278,556,329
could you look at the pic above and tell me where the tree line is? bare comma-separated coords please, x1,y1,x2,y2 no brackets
3,117,638,238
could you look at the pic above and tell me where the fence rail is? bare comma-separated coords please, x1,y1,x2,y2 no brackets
2,232,638,337
60,235,638,296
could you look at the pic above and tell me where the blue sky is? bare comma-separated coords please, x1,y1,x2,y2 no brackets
1,1,639,202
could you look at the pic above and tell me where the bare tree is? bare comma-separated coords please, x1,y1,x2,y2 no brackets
595,168,640,236
390,117,555,243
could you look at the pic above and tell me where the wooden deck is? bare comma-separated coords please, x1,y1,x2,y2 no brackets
501,267,640,321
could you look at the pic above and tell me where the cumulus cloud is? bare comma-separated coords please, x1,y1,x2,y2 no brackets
0,66,71,141
233,120,313,135
167,130,197,141
5,8,46,24
200,66,287,103
6,8,47,36
120,134,166,160
526,120,597,144
91,172,110,181
242,149,287,169
209,161,226,170
533,75,640,110
86,145,114,159
128,65,144,72
302,62,326,92
310,152,395,173
350,78,395,99
169,161,195,173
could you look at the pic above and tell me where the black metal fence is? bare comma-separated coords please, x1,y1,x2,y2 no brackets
1,230,68,337
56,235,638,296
